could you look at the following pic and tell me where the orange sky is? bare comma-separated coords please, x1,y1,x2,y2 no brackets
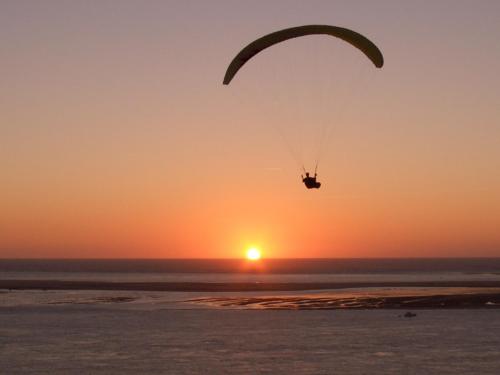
1,1,499,258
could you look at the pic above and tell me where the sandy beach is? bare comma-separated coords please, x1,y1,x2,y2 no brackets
2,279,500,310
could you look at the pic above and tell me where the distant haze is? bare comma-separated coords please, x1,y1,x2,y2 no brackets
1,1,499,258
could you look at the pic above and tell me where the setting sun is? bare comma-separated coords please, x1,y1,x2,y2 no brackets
246,247,262,261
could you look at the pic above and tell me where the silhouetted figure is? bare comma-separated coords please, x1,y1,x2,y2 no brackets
403,311,417,318
302,172,321,189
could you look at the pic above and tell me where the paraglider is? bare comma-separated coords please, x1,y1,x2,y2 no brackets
302,172,321,189
223,25,384,190
223,25,383,85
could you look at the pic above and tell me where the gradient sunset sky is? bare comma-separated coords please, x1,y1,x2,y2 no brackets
1,1,499,258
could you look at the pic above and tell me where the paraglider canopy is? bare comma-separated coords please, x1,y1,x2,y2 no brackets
222,24,384,191
223,24,384,85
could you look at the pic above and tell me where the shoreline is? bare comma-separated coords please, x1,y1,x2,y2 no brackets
2,280,500,309
3,279,500,292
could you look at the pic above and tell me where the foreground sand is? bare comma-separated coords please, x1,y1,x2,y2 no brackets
2,307,500,374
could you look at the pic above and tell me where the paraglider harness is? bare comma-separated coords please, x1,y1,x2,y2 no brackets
302,171,321,189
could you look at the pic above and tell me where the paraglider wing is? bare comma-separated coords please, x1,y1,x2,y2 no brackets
223,25,384,85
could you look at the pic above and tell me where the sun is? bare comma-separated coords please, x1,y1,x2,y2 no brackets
246,247,261,261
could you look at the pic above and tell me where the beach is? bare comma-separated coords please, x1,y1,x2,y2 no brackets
2,279,500,310
2,303,500,374
2,259,500,373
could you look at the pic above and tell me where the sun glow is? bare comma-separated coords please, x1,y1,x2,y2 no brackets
246,247,261,261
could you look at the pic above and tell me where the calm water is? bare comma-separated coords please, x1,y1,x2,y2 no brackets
2,258,500,283
3,258,500,273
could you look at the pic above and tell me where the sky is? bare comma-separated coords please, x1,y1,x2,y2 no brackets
1,0,499,258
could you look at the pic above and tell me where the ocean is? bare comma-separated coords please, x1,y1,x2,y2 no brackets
2,258,500,282
1,258,500,374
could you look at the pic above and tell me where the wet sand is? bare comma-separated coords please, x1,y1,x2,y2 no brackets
3,279,500,292
2,280,500,309
188,288,500,309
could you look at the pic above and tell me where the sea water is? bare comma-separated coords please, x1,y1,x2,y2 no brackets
2,258,500,283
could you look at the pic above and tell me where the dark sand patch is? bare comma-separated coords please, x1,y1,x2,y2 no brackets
46,296,137,305
188,288,500,310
